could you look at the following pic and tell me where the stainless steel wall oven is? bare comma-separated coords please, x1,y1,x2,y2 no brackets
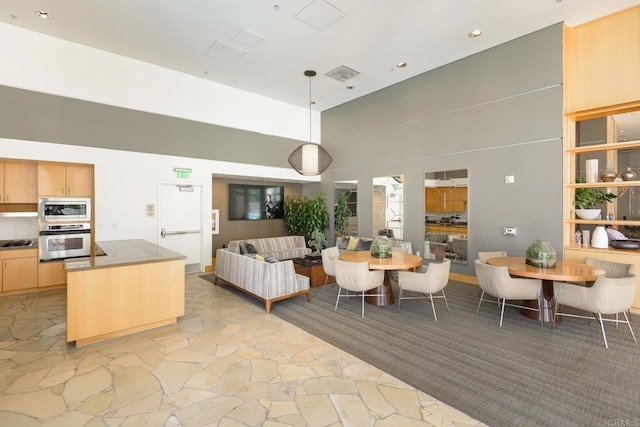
39,198,91,222
39,223,91,261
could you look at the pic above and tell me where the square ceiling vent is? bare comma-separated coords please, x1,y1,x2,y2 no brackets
295,0,345,32
325,64,361,82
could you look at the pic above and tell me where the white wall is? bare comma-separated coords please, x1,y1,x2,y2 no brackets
1,138,313,267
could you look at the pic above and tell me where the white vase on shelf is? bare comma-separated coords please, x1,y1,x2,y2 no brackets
591,226,608,249
585,159,599,183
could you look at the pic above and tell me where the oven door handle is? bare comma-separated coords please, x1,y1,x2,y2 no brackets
39,229,92,236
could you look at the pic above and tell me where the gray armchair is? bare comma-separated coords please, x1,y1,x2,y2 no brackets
474,260,542,327
553,266,638,348
334,260,385,318
398,258,451,320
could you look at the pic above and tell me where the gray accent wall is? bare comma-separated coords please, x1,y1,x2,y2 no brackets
320,24,564,276
0,85,300,168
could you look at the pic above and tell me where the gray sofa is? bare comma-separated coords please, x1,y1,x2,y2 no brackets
214,248,310,313
227,235,310,260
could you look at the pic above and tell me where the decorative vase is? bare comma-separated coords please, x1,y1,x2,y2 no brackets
371,236,392,258
591,226,608,248
600,161,617,182
525,240,556,268
585,159,599,183
621,166,637,181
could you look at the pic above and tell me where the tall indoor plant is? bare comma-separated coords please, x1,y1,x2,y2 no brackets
284,192,330,245
334,191,351,237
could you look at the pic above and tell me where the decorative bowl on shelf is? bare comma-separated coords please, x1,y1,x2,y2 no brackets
575,209,601,220
609,239,640,250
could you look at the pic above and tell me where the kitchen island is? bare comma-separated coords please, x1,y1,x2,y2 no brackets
65,239,186,347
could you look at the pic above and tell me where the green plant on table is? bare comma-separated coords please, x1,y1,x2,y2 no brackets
308,229,327,254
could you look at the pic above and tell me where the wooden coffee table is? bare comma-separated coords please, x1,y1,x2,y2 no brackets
293,258,333,288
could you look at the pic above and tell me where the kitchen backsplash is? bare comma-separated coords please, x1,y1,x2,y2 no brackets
0,218,38,240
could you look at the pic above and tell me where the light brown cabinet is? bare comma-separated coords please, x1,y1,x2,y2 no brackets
38,163,93,197
1,249,38,292
1,161,38,203
425,187,467,213
39,261,67,287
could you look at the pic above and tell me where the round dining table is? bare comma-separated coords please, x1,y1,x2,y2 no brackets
485,256,606,322
338,251,423,306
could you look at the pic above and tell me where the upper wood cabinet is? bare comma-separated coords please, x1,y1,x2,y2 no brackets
1,161,37,203
38,163,93,197
564,6,640,114
425,187,467,213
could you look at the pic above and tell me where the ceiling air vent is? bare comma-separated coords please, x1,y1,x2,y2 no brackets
325,65,361,82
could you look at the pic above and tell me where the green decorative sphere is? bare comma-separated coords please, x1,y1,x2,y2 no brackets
525,240,556,268
371,236,392,258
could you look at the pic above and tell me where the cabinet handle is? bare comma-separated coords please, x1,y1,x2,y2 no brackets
3,261,6,271
61,188,65,195
67,188,71,195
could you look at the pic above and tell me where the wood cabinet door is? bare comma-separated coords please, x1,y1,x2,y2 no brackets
4,162,37,203
0,163,4,203
38,163,66,196
3,257,38,291
66,165,93,197
450,187,468,212
425,188,444,212
39,261,67,287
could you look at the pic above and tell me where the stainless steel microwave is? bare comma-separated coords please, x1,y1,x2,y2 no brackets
39,198,91,222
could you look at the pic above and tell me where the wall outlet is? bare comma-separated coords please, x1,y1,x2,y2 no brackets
504,226,517,236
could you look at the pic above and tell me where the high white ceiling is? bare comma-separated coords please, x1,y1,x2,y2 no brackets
0,0,638,112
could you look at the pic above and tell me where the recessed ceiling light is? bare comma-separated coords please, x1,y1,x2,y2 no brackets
346,85,354,90
36,10,51,19
397,62,407,68
468,30,482,38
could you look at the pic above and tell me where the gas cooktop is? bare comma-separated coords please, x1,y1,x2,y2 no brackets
0,239,37,248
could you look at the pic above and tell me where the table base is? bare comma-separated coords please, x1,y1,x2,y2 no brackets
365,271,395,306
521,279,561,323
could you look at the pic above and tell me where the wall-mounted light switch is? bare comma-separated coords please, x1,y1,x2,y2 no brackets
505,175,515,184
504,226,517,236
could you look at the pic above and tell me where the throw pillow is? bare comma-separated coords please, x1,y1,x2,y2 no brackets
238,242,248,255
338,236,349,250
346,237,359,250
265,256,278,263
255,254,265,262
355,238,372,251
245,243,258,254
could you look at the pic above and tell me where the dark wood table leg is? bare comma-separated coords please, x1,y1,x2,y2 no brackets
365,271,395,306
521,279,560,322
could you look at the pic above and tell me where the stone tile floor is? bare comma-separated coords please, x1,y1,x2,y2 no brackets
0,274,486,426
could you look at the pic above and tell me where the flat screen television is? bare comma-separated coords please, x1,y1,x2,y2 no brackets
228,184,284,220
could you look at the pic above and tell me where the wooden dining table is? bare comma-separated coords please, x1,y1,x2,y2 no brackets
486,256,606,322
338,251,423,306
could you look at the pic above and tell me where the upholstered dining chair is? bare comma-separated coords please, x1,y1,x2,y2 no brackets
553,268,638,348
321,246,340,289
397,258,451,320
478,251,508,263
334,260,385,318
474,259,542,327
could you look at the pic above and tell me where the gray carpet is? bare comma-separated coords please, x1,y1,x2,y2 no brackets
202,275,640,427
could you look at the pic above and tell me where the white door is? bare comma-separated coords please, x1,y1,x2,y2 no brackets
159,184,203,273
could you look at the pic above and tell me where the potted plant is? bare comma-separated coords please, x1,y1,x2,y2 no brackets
574,177,618,219
284,192,330,244
334,191,351,237
308,229,327,255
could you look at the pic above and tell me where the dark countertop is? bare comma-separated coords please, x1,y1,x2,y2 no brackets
65,239,186,272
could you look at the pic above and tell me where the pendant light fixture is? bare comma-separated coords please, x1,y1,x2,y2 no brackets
288,70,333,175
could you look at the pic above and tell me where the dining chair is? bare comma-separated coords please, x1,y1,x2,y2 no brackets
477,251,508,263
334,260,385,318
321,246,340,289
474,259,542,327
553,270,638,348
452,238,467,263
397,258,451,320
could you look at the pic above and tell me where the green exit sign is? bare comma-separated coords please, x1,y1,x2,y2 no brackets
176,170,190,179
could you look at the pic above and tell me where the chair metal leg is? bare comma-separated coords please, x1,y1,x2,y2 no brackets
597,312,609,349
361,291,365,318
499,298,506,327
428,292,438,321
623,311,638,344
475,290,485,313
334,287,342,311
442,290,450,312
397,287,403,312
